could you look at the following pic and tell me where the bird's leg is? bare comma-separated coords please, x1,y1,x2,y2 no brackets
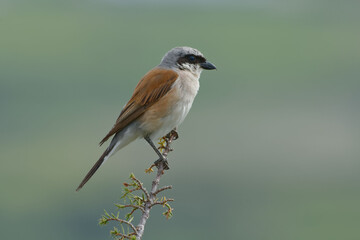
154,128,179,169
144,136,169,170
144,135,165,159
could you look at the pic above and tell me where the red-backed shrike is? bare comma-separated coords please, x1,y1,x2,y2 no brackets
76,46,216,191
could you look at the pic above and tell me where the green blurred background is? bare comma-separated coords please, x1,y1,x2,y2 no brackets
1,0,360,239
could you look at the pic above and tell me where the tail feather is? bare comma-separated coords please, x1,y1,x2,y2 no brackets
76,124,140,191
76,148,111,191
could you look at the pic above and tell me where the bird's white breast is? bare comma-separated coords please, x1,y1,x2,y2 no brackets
151,71,200,140
172,71,200,124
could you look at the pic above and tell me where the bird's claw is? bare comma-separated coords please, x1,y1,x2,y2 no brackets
166,129,179,140
154,157,170,170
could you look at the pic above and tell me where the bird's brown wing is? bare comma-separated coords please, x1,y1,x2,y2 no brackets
99,68,179,145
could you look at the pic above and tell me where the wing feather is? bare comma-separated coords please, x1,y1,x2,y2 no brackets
99,68,178,145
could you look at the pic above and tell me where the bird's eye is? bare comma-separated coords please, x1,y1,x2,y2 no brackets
187,55,196,62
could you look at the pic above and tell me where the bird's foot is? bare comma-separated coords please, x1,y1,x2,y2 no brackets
154,157,170,170
166,129,179,140
152,128,177,171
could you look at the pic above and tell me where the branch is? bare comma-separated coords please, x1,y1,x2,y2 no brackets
154,185,172,195
151,198,174,207
101,130,178,240
130,174,150,201
135,164,164,239
113,231,136,240
116,204,145,213
135,130,178,240
106,218,138,234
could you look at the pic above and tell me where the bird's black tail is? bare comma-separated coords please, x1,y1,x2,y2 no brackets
76,148,111,191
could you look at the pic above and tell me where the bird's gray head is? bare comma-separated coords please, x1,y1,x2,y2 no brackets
159,46,216,74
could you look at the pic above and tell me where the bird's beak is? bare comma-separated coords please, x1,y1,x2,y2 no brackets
200,61,216,70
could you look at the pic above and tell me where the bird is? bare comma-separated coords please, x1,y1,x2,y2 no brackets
76,46,216,191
